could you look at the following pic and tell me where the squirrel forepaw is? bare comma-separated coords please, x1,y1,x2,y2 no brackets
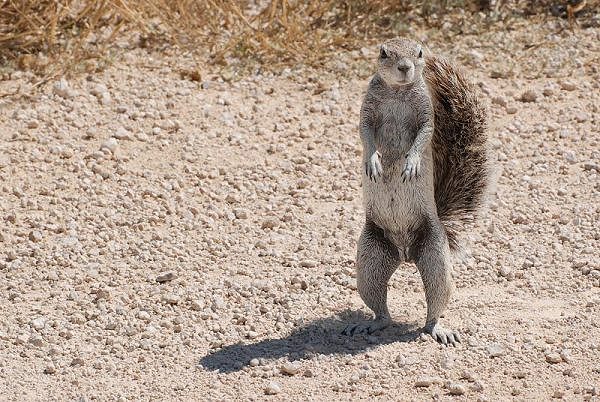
402,153,421,182
366,151,383,182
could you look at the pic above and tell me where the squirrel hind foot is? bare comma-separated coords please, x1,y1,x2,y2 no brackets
425,322,461,346
342,318,391,336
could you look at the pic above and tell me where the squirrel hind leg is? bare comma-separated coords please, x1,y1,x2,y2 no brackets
342,220,400,336
409,218,460,346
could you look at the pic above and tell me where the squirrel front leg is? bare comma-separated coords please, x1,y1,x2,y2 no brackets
402,117,433,182
360,113,382,182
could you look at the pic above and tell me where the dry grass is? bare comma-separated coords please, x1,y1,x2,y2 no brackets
0,0,585,78
0,0,217,75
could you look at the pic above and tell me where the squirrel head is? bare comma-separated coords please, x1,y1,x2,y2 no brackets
377,38,426,89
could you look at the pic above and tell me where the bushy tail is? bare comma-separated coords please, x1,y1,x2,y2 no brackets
425,56,489,251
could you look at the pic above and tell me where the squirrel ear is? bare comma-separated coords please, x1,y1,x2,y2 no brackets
418,48,423,58
380,47,388,59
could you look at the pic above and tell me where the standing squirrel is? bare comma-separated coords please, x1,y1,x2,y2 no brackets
342,38,489,345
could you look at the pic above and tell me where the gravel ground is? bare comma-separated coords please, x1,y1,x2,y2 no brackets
0,18,599,402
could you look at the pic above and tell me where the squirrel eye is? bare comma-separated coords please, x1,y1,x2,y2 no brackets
418,49,423,58
380,47,388,59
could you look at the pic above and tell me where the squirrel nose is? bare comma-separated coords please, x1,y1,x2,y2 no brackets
397,65,409,73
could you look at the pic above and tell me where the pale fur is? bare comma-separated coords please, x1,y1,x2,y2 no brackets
343,38,489,346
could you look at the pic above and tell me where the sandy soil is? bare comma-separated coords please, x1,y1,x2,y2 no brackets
0,18,599,402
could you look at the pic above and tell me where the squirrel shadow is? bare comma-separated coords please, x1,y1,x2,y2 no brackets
199,309,421,373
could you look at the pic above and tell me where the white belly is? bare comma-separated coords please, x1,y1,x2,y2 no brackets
362,152,436,245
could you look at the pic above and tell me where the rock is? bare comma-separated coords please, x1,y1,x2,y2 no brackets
471,380,485,392
233,208,248,219
211,296,226,311
542,87,555,96
249,358,260,367
506,106,518,114
90,84,112,106
156,271,177,283
84,127,98,139
511,212,528,224
221,68,235,82
44,364,56,374
281,362,300,375
225,194,239,204
560,350,572,363
100,138,118,153
440,355,455,369
448,383,467,395
372,386,385,396
461,370,477,382
5,213,17,224
157,119,179,131
519,90,538,103
563,151,576,164
264,381,281,395
490,70,508,79
300,260,317,268
28,335,44,347
99,92,112,105
415,377,439,387
261,218,279,229
514,371,527,379
113,127,131,140
560,81,577,91
91,164,111,179
190,300,204,311
135,132,148,142
467,50,484,66
137,311,151,321
161,294,180,305
53,78,73,98
545,352,562,364
499,266,513,279
552,390,565,398
31,317,46,330
89,83,108,96
15,334,29,345
296,178,310,189
71,357,85,367
491,96,507,107
573,112,589,123
487,343,505,358
28,230,43,243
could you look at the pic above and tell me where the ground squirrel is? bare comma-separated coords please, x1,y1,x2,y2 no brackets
342,38,489,346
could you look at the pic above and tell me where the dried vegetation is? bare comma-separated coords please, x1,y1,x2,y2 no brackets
0,0,595,76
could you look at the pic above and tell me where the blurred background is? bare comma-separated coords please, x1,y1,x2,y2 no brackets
1,0,598,80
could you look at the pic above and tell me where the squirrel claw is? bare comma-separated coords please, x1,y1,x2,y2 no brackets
342,318,390,336
366,151,383,182
402,153,421,181
425,322,461,346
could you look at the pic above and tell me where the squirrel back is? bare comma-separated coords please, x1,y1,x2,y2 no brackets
424,56,489,251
